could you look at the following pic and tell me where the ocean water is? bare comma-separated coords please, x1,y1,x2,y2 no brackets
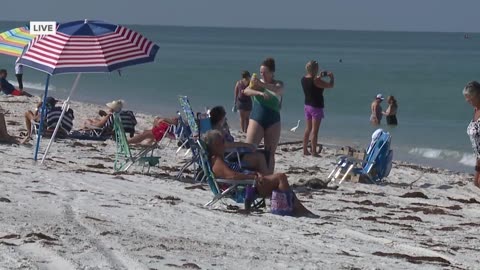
0,21,478,172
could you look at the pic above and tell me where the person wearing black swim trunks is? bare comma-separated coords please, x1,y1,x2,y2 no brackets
243,58,284,173
234,71,252,133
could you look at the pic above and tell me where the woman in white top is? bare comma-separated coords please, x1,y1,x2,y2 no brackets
464,81,480,188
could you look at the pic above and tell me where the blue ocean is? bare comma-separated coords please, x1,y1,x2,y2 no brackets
0,21,478,172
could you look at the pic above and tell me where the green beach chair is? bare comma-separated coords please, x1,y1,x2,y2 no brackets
196,140,265,209
113,113,160,173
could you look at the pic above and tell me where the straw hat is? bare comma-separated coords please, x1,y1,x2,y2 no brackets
106,100,124,112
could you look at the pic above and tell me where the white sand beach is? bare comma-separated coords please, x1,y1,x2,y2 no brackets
0,96,478,270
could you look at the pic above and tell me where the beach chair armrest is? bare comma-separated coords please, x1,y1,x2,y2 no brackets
215,178,255,186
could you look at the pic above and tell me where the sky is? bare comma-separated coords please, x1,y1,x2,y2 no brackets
1,0,479,32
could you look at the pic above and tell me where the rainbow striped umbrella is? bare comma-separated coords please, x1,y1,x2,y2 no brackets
0,26,35,57
16,20,159,162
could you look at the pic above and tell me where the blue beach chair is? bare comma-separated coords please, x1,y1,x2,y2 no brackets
327,129,393,185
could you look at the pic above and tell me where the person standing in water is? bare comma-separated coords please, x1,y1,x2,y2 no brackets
383,95,398,125
301,60,334,156
370,94,384,125
234,71,252,133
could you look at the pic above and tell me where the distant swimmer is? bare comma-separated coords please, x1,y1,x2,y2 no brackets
339,58,343,63
370,94,384,126
464,34,470,39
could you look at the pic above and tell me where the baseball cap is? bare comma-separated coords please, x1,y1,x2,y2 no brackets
376,94,384,100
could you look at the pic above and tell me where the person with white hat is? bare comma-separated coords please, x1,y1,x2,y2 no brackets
82,100,124,129
370,93,384,126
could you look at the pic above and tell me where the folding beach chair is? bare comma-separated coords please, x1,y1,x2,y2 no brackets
113,113,161,173
176,96,242,181
69,110,137,141
327,129,393,185
31,106,75,139
175,96,206,180
196,140,265,210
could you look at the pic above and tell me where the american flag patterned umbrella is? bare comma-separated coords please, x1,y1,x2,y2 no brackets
18,20,158,75
17,20,159,162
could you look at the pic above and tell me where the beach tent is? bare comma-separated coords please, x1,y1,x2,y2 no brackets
17,19,159,162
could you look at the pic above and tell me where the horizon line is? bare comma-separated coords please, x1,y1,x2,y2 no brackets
0,19,476,34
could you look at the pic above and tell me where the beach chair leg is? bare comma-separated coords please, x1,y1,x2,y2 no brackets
338,164,355,185
205,184,238,207
122,161,135,172
176,160,193,179
327,165,340,183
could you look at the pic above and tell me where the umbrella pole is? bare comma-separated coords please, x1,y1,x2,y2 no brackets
33,75,50,161
41,73,82,164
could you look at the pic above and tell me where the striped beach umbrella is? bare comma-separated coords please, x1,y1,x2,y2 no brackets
16,20,159,162
0,26,35,57
19,20,159,75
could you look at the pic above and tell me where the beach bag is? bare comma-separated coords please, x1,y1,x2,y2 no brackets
271,190,294,216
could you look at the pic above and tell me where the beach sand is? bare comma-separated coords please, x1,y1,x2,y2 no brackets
0,95,478,269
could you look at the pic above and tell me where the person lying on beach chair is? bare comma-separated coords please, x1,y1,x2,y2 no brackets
71,100,136,141
0,69,33,97
209,106,271,174
128,116,179,145
82,100,123,130
0,111,18,144
204,130,314,217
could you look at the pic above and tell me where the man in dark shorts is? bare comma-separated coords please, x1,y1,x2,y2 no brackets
0,69,32,97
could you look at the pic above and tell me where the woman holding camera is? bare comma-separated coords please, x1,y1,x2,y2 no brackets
301,60,335,156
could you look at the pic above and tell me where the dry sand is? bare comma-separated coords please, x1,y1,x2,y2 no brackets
0,95,478,270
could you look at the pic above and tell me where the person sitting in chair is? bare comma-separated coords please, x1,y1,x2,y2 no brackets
128,116,179,145
82,100,123,129
204,130,314,217
0,69,33,97
22,97,57,140
209,106,271,174
21,97,74,143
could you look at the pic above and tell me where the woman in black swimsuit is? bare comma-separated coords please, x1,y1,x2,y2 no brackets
234,71,252,133
383,96,398,125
